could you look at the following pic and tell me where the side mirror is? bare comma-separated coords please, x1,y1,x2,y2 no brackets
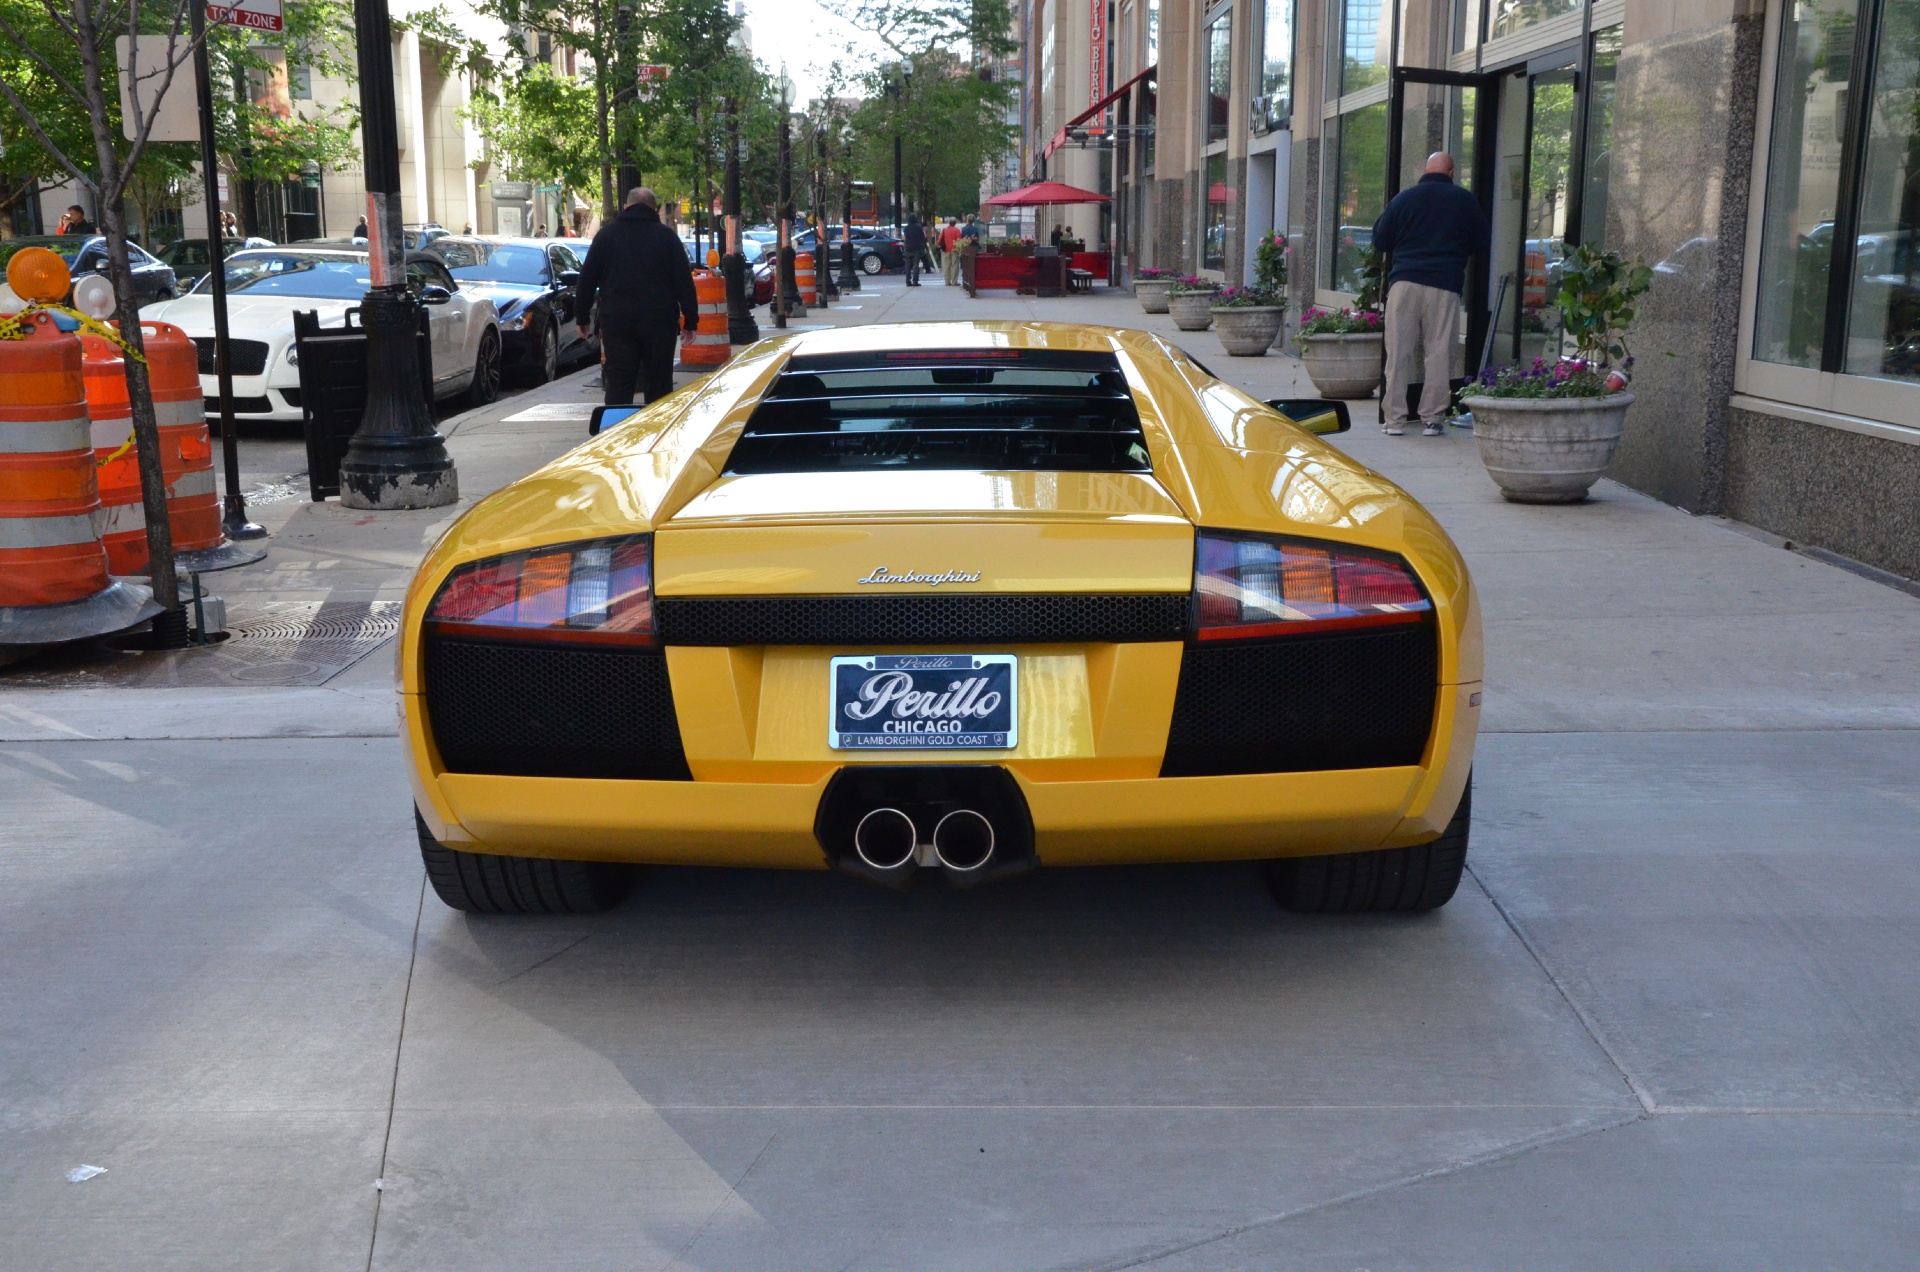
419,284,453,305
1266,398,1351,435
589,404,643,437
559,270,581,287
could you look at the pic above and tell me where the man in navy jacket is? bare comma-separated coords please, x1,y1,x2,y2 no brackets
1371,152,1490,435
576,188,699,405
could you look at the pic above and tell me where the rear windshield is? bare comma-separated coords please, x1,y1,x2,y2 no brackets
726,350,1149,474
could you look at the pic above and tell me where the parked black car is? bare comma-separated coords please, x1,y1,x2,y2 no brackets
0,235,178,306
795,227,905,275
157,236,275,290
423,237,595,383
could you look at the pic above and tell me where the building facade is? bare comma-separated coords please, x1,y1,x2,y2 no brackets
1068,0,1920,580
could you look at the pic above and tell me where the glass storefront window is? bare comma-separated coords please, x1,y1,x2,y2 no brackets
1149,0,1160,66
1205,153,1230,270
1324,101,1388,292
1522,65,1577,347
1207,12,1232,143
1843,0,1920,379
1330,0,1388,97
1489,0,1581,41
1580,26,1621,249
1453,0,1483,52
1262,0,1293,125
1754,0,1860,370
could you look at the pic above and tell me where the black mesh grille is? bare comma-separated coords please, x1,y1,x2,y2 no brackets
655,593,1190,646
1160,623,1438,776
424,636,692,780
193,337,270,376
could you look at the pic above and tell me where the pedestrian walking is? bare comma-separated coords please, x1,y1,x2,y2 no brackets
939,217,962,286
575,187,699,407
1370,151,1490,436
353,215,368,239
902,214,926,286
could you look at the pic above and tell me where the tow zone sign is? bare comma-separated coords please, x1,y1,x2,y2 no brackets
208,0,282,33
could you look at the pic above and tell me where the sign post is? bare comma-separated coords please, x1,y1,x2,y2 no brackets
193,0,267,538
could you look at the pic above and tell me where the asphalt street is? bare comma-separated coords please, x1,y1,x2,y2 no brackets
3,277,1917,1269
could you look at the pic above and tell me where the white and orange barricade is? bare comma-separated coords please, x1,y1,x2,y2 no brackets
677,269,731,370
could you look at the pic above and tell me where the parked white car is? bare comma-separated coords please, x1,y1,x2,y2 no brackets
143,246,502,424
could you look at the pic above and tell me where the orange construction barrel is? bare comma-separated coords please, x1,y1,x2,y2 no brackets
78,335,146,574
678,269,731,370
0,312,112,606
795,252,818,306
139,321,221,555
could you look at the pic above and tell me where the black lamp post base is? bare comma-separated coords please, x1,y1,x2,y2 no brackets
340,452,459,510
222,496,268,540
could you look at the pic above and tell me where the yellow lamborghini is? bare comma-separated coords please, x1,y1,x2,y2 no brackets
400,321,1481,915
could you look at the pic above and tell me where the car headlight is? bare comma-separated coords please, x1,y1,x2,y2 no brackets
1191,531,1431,641
500,311,529,331
284,346,299,366
426,535,654,646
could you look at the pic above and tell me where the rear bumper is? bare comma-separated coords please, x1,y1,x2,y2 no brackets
405,682,1480,868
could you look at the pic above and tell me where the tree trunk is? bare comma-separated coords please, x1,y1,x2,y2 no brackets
73,0,178,611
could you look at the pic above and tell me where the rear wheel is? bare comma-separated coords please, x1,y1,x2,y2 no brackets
465,329,501,406
1267,775,1471,914
416,810,636,914
861,252,884,275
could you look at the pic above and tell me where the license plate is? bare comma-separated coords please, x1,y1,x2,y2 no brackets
828,654,1018,750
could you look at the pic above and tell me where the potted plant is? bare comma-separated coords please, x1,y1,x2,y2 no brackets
1211,285,1286,355
1295,305,1386,397
1134,266,1176,313
1167,275,1220,330
1460,244,1652,503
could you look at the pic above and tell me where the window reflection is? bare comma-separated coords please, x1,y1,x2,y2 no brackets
1325,102,1389,293
1489,0,1581,41
1581,26,1621,249
1754,0,1860,369
1261,0,1293,127
1205,153,1230,271
1207,13,1232,143
1330,0,1388,96
1844,0,1920,379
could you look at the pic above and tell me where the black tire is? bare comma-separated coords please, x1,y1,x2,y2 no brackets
416,809,636,914
860,252,884,275
465,328,501,406
531,319,560,384
1268,774,1471,914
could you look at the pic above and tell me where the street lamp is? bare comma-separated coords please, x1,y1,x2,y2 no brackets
339,0,456,510
838,121,860,292
774,66,796,328
885,60,913,232
814,122,836,302
721,98,758,345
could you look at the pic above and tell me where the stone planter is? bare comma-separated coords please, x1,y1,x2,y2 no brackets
1298,333,1385,398
1459,392,1634,503
1134,278,1175,313
1167,289,1219,331
1211,306,1285,356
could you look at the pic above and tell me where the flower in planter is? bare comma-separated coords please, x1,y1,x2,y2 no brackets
1297,306,1384,336
1167,274,1219,294
1136,267,1175,280
1213,285,1283,308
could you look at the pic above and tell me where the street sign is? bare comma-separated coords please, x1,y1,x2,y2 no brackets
637,64,671,99
207,0,282,33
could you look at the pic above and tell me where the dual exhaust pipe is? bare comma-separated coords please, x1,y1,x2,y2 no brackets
852,806,997,875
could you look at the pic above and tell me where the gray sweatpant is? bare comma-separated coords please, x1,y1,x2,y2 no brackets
1384,280,1461,428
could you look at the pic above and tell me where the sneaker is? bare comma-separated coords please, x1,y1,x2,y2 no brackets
1383,423,1405,436
1422,422,1445,436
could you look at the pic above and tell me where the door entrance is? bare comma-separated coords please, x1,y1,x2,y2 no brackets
1387,68,1496,385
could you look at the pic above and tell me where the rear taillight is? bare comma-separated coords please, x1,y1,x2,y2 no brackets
1192,530,1431,641
426,535,654,645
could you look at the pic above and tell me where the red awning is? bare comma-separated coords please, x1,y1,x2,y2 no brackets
1043,65,1156,160
982,181,1112,207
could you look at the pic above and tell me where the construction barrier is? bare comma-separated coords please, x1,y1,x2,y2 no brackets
0,308,159,647
1,312,111,604
677,269,731,370
79,323,258,576
795,252,818,306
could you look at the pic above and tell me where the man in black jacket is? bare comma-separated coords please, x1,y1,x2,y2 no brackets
576,187,700,405
1371,152,1490,435
902,214,926,286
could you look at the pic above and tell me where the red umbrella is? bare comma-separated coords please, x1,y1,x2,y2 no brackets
982,180,1112,207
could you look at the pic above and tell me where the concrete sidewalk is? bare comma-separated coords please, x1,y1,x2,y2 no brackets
3,277,1917,1269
